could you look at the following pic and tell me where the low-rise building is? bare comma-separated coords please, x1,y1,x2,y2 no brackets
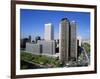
26,43,41,55
38,40,55,56
26,40,56,56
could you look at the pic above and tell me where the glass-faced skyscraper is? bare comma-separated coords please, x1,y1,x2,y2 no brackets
44,23,54,41
59,18,70,63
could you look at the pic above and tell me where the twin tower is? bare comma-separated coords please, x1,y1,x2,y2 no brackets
59,18,77,64
45,18,77,64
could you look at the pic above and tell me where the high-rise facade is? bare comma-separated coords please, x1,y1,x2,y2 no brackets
59,18,70,63
44,23,54,40
59,18,77,63
70,21,77,60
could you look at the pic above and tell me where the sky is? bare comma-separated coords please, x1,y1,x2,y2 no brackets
20,9,90,40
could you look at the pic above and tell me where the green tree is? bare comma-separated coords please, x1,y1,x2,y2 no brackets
82,43,90,54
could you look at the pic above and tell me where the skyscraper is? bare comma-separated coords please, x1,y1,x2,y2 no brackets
59,18,77,64
77,36,82,46
35,36,41,43
59,18,70,63
70,21,77,60
28,35,31,42
44,23,54,40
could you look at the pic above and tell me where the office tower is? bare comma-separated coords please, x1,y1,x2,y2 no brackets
59,18,70,63
21,38,29,48
77,36,82,46
70,21,77,60
44,23,54,40
28,35,31,42
35,36,41,43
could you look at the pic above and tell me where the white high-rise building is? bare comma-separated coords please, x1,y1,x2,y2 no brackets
44,23,54,40
59,18,70,63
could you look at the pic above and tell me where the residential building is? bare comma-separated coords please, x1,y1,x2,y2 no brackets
59,18,70,63
70,21,77,60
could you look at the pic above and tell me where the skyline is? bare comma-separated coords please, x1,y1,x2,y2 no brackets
20,9,90,40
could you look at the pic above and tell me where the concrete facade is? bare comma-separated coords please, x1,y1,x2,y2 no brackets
38,40,55,56
59,18,78,63
59,18,70,63
26,43,41,55
70,21,77,60
26,40,55,56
